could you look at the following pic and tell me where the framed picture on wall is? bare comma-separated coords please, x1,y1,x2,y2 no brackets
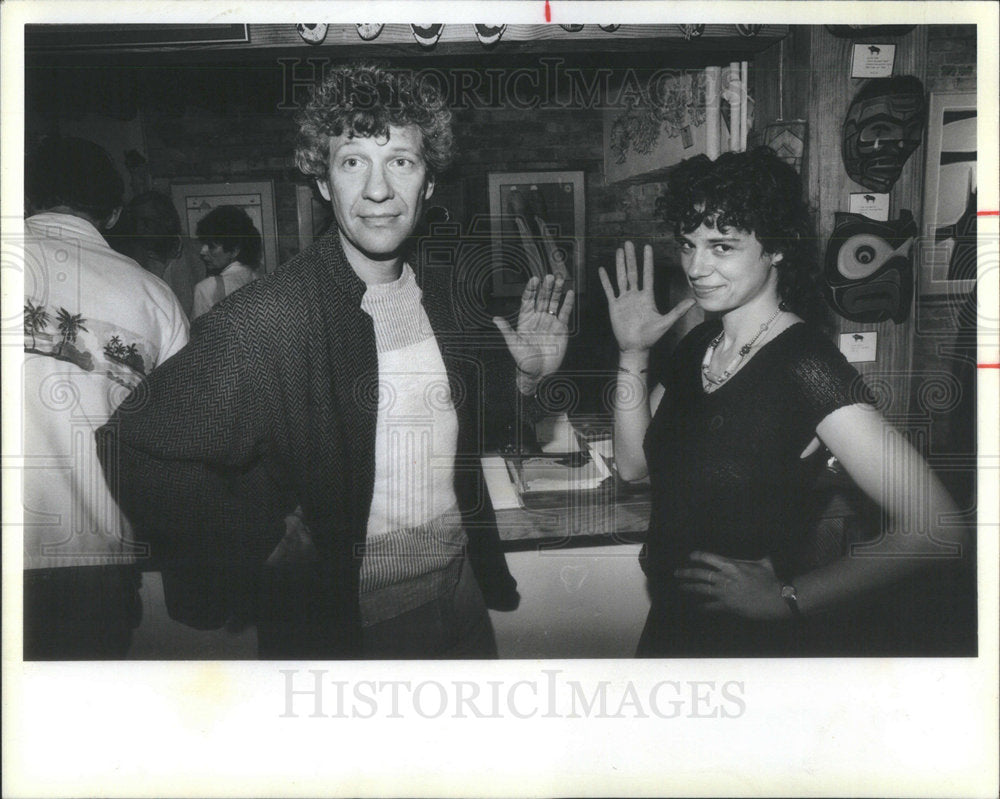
171,180,279,274
919,91,977,298
488,171,585,297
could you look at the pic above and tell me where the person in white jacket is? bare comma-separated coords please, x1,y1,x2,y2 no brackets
22,136,189,658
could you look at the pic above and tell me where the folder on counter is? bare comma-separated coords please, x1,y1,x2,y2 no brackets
505,449,613,496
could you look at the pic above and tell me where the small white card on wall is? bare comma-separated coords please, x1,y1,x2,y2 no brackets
849,192,890,221
839,331,878,363
851,43,896,78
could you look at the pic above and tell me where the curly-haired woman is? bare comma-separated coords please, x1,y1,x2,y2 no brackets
601,147,970,656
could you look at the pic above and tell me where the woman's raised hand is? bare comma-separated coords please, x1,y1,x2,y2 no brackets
599,241,695,353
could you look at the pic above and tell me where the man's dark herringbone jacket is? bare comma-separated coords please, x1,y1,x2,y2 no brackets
96,231,519,658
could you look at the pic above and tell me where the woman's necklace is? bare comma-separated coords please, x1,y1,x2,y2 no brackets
701,306,785,389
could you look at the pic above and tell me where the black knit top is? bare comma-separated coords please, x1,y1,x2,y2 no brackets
643,320,869,586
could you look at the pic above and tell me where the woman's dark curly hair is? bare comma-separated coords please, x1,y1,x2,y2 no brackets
295,62,454,180
196,205,262,267
656,146,828,327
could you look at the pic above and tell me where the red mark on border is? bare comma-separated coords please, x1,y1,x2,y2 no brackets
545,0,552,22
978,363,1000,369
978,210,999,216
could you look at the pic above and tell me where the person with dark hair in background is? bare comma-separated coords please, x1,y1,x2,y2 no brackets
191,205,262,319
96,63,573,659
107,190,198,318
601,147,971,656
22,136,188,658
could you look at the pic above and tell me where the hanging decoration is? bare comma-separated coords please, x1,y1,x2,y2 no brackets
599,25,621,32
842,75,925,192
474,24,506,46
764,121,808,171
559,24,585,32
760,39,807,173
296,24,328,45
823,210,917,323
678,24,705,40
735,24,762,37
411,24,443,48
356,24,384,41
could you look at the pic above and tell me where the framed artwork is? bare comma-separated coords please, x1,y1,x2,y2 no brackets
919,91,977,297
171,180,279,274
488,171,585,297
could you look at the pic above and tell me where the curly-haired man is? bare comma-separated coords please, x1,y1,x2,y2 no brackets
97,63,573,659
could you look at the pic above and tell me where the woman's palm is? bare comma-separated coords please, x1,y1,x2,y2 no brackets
599,242,695,352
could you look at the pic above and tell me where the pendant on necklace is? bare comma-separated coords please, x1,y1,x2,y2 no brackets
701,307,784,388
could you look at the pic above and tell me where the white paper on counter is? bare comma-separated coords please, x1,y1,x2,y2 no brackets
586,436,614,460
480,455,523,510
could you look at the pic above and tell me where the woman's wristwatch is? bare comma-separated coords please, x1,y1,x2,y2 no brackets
780,584,802,618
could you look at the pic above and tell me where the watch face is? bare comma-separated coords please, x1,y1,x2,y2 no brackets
781,585,795,599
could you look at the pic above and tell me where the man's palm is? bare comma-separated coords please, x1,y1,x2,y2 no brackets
494,274,574,380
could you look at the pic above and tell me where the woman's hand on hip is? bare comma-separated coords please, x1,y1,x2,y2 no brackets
599,241,695,354
675,551,791,620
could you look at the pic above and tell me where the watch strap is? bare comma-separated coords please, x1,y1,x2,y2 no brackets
780,584,802,618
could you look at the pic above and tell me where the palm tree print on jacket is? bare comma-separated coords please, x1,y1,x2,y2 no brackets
52,308,94,371
25,300,149,381
103,336,146,374
23,299,50,352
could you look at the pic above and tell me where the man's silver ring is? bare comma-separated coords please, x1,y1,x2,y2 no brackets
546,309,557,315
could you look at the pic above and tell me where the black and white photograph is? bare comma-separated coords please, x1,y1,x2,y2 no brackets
3,3,997,797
